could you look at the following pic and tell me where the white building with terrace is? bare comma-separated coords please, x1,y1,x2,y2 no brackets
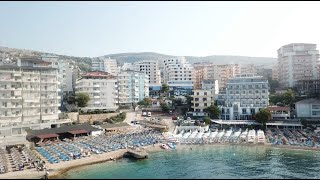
217,74,269,120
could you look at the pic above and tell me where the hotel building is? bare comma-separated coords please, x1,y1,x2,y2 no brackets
0,56,70,136
75,71,118,112
217,74,269,120
277,43,319,87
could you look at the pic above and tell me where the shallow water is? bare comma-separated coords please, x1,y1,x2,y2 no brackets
59,145,320,179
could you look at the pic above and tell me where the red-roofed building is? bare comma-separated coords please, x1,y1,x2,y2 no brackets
267,106,290,120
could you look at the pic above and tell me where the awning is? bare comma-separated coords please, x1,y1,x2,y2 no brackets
68,130,88,134
37,133,59,139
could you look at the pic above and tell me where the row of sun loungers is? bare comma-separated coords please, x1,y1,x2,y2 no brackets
35,129,165,164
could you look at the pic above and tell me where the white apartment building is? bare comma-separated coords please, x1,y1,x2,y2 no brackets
134,60,161,85
163,57,195,95
0,56,70,136
295,98,320,119
202,79,219,95
121,63,136,71
117,70,149,105
217,74,269,120
92,57,118,76
191,90,215,117
75,71,118,112
278,43,319,87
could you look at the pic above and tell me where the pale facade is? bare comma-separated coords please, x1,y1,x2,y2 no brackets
75,71,118,112
134,60,161,85
240,64,257,75
92,57,118,76
192,90,214,117
277,43,319,87
117,70,149,105
217,74,269,120
202,79,219,95
194,66,207,90
295,98,320,119
163,57,195,90
0,56,70,136
206,64,240,91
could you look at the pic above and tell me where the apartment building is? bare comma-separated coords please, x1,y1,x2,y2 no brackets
295,79,320,98
117,70,149,105
163,57,195,95
240,64,257,75
121,63,136,71
191,90,214,117
0,56,70,136
75,71,118,112
295,98,320,119
202,79,219,95
206,64,240,91
277,43,319,87
92,57,118,76
256,68,272,79
271,64,279,81
134,60,161,85
217,74,269,120
194,66,207,90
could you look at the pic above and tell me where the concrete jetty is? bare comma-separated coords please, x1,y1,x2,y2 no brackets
126,148,148,159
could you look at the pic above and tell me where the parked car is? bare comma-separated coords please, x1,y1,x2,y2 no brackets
172,116,178,120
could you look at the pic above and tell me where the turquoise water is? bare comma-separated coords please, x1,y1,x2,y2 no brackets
60,145,320,179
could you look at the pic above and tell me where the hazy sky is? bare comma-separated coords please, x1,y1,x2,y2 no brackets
1,1,320,57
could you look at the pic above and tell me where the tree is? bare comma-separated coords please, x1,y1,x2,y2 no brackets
75,93,90,107
203,116,211,125
283,89,295,108
205,104,221,119
255,108,272,129
137,98,152,107
161,84,169,94
160,102,170,113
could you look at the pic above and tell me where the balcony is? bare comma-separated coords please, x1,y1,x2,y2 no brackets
93,84,100,87
93,96,100,99
24,99,40,103
0,105,22,109
93,90,100,93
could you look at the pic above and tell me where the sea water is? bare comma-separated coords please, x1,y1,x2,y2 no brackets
59,145,320,179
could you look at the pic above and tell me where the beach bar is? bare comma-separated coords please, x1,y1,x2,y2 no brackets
26,123,100,144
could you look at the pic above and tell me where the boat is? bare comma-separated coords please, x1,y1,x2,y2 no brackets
161,144,169,149
202,132,211,139
167,142,176,149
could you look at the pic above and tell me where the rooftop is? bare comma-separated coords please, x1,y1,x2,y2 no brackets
295,98,320,104
81,71,115,79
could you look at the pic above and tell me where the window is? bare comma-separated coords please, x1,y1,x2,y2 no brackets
195,98,199,101
204,103,208,107
195,103,199,107
197,92,199,95
203,98,207,101
250,108,255,114
242,108,247,114
204,92,207,95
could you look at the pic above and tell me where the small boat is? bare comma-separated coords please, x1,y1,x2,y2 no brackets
167,142,176,149
161,144,169,149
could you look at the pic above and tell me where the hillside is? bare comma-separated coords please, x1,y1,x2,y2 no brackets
0,46,277,71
